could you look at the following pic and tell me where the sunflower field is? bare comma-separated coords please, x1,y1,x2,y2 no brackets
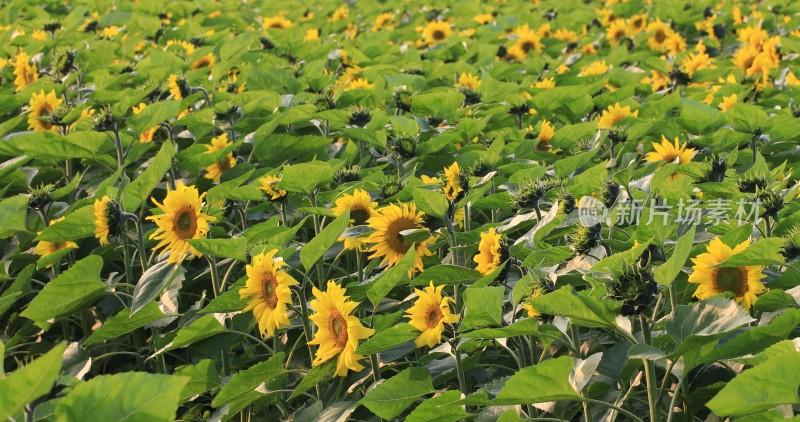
3,0,800,420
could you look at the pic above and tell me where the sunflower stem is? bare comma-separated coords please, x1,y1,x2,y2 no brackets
295,286,324,405
451,338,468,395
121,234,133,286
639,313,661,422
666,377,685,422
207,256,221,298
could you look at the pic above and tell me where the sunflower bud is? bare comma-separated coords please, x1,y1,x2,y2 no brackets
44,21,62,33
781,228,800,260
570,223,601,254
738,173,768,193
348,106,371,127
48,104,72,127
757,188,784,219
28,184,55,210
393,86,414,112
93,105,115,132
460,88,481,106
381,176,403,199
609,266,658,316
260,37,275,50
512,178,563,210
593,179,620,208
333,165,360,184
554,189,576,215
389,135,417,158
55,50,77,77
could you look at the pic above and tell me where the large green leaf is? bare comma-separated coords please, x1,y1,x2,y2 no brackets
713,237,785,268
494,356,580,404
123,140,175,211
706,347,800,416
55,372,189,421
356,323,419,354
413,264,481,286
300,210,350,270
84,302,165,346
212,352,285,407
406,390,468,422
188,237,248,261
0,195,28,238
412,188,448,220
21,256,105,327
678,99,727,134
701,309,800,363
0,343,67,420
359,367,434,419
654,226,695,285
367,248,416,306
278,161,333,195
531,286,621,329
461,286,504,330
131,260,183,315
35,205,96,243
175,359,221,403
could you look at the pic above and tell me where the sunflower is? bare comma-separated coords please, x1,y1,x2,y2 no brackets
606,19,629,46
34,217,78,263
371,13,394,32
504,44,527,61
522,286,545,318
422,21,452,45
333,189,377,250
147,181,215,263
345,78,373,91
240,249,298,337
443,162,466,202
579,60,610,77
645,135,695,165
262,15,293,30
93,195,121,246
308,281,375,377
597,103,638,129
689,237,766,310
533,78,556,89
28,90,63,132
647,19,673,52
191,52,216,70
515,32,542,54
68,107,95,132
719,94,738,112
166,40,195,55
405,281,459,348
329,5,349,22
132,103,156,142
203,133,236,182
12,51,38,92
259,175,287,201
365,202,435,273
168,74,189,99
304,29,319,42
456,72,480,90
474,13,493,25
473,227,505,275
538,119,555,143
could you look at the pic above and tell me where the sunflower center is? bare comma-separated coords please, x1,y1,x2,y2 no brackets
425,305,443,328
328,311,348,348
173,209,197,239
217,157,232,172
432,30,446,40
521,40,536,53
713,267,748,296
260,272,279,309
350,206,371,226
654,29,666,43
386,218,417,254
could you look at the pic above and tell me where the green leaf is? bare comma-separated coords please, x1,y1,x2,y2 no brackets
359,367,434,420
289,360,336,400
55,372,189,421
201,278,247,314
301,210,350,270
131,260,183,315
463,318,546,339
531,286,621,329
411,91,465,119
406,390,468,422
356,323,418,354
0,343,67,420
412,265,481,286
495,356,580,403
206,169,255,205
706,347,800,416
367,248,416,306
212,352,285,407
158,315,227,354
36,205,95,242
253,134,331,168
127,100,184,134
0,195,28,238
278,161,333,195
175,359,221,403
21,256,105,327
554,149,599,177
678,99,727,134
701,309,800,363
461,286,504,330
654,226,696,285
713,237,785,268
522,246,576,267
123,140,175,211
389,115,419,137
412,188,448,220
728,103,769,134
188,237,248,261
84,302,165,346
592,237,652,274
18,131,109,160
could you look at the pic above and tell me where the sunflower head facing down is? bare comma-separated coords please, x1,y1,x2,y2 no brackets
443,162,468,203
333,189,378,250
689,237,766,310
405,281,459,348
259,175,287,201
645,135,695,169
28,90,63,132
308,281,375,377
422,21,452,45
366,202,436,273
240,249,299,337
93,195,122,246
473,227,507,275
146,181,215,263
597,102,638,129
34,217,78,264
203,133,236,182
168,74,190,99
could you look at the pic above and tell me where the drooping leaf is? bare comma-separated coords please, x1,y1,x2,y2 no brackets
359,367,434,420
0,343,67,420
